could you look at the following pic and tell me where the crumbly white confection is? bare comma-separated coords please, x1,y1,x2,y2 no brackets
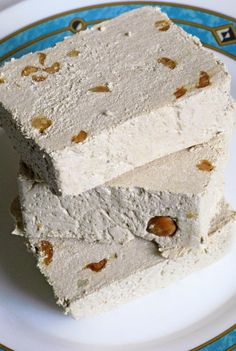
0,7,233,195
23,203,235,319
18,133,231,257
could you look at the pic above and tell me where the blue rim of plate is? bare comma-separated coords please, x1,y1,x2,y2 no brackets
0,1,236,63
0,2,235,350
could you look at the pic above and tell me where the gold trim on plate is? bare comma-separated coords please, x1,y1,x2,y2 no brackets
68,17,87,33
1,1,236,44
0,342,13,351
0,325,235,351
190,324,236,351
0,27,67,62
225,344,236,351
1,15,236,63
212,23,236,46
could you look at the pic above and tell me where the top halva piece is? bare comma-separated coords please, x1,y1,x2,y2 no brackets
0,7,233,195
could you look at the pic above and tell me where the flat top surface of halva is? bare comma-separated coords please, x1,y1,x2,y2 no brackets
0,7,228,153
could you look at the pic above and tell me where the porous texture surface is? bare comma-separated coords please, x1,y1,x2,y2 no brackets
22,203,235,319
18,134,231,257
0,7,233,195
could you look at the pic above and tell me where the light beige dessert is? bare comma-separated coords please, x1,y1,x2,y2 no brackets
16,203,235,319
17,133,231,258
0,7,234,195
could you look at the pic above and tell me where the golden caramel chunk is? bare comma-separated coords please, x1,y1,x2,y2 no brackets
196,160,214,172
86,259,107,272
155,19,171,31
21,66,39,76
32,75,47,82
38,53,46,65
31,116,52,133
158,57,176,69
67,49,80,57
40,240,53,265
197,71,210,88
89,85,110,93
0,77,5,84
147,216,177,237
43,62,60,74
174,86,187,99
186,212,198,219
71,130,88,143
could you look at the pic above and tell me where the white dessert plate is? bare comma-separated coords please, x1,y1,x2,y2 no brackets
0,1,236,350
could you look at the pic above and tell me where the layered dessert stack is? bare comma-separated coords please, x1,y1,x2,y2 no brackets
0,7,235,319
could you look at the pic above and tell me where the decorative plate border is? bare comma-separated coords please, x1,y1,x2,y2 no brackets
0,343,13,351
0,1,236,63
0,2,235,350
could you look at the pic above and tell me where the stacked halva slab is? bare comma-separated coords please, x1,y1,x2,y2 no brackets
0,7,235,318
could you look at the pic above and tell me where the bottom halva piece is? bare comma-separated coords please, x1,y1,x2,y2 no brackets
16,202,235,319
18,134,229,258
